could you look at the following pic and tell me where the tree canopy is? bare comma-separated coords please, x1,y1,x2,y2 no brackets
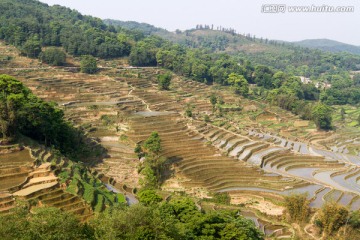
80,55,97,74
39,47,66,66
0,74,92,159
157,72,172,90
312,103,333,130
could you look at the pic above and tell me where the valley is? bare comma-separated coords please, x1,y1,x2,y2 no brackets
1,0,360,238
2,41,360,219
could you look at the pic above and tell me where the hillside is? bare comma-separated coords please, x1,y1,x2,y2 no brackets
294,39,360,55
103,19,169,36
1,0,360,238
105,19,360,76
2,38,360,237
0,0,137,58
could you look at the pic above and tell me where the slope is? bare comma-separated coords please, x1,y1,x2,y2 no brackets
294,39,360,55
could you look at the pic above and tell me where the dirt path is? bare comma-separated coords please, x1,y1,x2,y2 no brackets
304,213,319,239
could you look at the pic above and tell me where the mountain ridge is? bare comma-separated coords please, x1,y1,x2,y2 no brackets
103,19,360,55
293,38,360,55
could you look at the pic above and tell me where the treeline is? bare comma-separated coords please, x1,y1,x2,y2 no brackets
0,74,95,159
104,19,168,37
162,28,360,79
0,196,263,240
239,45,360,78
2,0,359,109
130,41,330,125
320,73,360,105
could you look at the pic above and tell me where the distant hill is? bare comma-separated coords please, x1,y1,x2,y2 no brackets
103,19,360,57
293,39,360,55
103,19,169,36
103,19,360,74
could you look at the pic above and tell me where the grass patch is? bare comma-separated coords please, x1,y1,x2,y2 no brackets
116,193,126,203
94,195,104,212
348,121,358,127
58,170,69,184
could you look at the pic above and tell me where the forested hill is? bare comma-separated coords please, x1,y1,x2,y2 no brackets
294,39,360,55
103,19,169,36
104,20,360,77
159,29,360,76
2,0,360,106
0,0,144,58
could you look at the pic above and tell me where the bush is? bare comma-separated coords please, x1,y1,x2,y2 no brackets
80,55,97,74
204,115,210,122
157,73,172,90
349,210,360,228
21,37,42,58
185,104,194,118
185,108,192,117
138,189,162,206
312,103,333,130
212,192,231,204
39,47,66,66
0,207,89,239
284,193,310,223
316,202,349,236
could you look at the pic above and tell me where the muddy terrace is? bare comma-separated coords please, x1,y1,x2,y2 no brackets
0,64,356,214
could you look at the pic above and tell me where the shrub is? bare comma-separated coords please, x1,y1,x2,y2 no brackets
204,115,210,122
39,47,66,66
312,103,333,130
157,73,172,90
284,193,310,223
316,202,349,236
138,189,162,206
80,55,97,74
21,37,41,58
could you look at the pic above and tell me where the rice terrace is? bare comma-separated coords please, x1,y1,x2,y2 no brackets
1,0,360,239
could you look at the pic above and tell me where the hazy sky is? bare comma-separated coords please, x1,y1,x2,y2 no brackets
39,0,360,45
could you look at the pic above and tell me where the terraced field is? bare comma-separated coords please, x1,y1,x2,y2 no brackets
122,70,360,210
1,65,359,212
0,146,93,219
2,38,360,222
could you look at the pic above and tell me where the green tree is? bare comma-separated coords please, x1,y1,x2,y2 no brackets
210,93,217,106
39,47,66,66
191,61,208,82
138,189,163,206
21,36,42,58
143,131,161,155
28,207,88,240
0,75,29,140
136,132,166,189
204,114,210,122
284,194,310,223
0,206,29,240
0,207,90,240
349,210,360,228
227,73,249,96
315,202,349,236
253,65,273,89
0,75,94,159
312,103,333,130
340,107,346,121
91,204,179,240
272,71,287,88
209,93,217,112
129,37,163,66
80,55,97,74
185,104,194,118
157,73,172,90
